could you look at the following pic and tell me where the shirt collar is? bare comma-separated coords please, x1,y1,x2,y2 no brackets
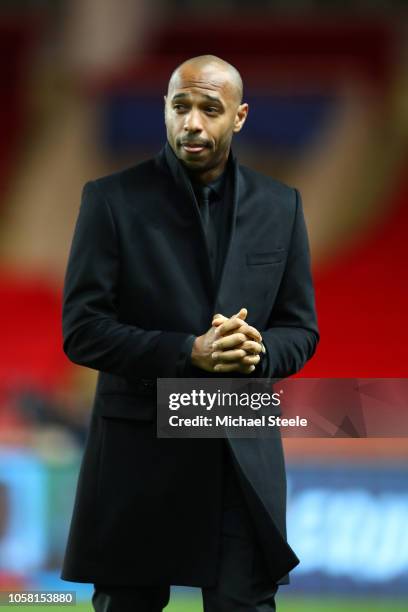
204,168,227,200
164,140,232,201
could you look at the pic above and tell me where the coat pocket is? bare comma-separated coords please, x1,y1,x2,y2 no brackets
94,393,156,421
246,250,285,266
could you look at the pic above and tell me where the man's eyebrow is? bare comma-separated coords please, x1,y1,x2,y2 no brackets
202,94,223,105
171,93,189,102
171,92,224,106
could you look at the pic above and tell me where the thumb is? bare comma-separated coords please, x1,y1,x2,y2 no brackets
235,308,248,321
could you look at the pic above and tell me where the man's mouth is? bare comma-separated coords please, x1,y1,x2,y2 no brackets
181,143,207,154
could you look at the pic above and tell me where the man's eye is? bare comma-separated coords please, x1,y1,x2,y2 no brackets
173,104,187,112
206,107,218,114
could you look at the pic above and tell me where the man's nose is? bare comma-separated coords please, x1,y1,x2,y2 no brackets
183,109,203,132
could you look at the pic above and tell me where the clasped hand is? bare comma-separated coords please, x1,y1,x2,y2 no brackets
191,308,264,374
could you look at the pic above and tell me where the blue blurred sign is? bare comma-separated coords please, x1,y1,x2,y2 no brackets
0,448,47,572
287,464,408,594
101,93,336,153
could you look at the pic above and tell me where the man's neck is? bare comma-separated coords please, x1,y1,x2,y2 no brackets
188,168,226,187
186,155,229,186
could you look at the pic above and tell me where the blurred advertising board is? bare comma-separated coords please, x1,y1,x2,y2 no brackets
287,463,408,595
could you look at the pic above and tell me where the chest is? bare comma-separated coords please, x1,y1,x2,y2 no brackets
112,179,291,331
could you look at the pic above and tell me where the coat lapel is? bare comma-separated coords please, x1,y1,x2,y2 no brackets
158,143,214,301
156,142,240,310
213,150,239,303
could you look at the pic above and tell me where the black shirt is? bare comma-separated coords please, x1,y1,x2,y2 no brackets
190,164,232,288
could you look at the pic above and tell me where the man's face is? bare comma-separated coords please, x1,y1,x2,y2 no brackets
164,63,248,178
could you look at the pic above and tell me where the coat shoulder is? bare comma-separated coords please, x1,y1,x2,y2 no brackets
90,157,158,196
239,165,300,223
240,164,295,197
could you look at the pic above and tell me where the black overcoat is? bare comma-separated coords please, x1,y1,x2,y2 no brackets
60,142,319,587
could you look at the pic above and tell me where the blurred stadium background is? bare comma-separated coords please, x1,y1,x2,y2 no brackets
0,0,407,610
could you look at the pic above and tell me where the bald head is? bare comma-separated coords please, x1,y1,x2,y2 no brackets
164,54,248,183
167,55,243,105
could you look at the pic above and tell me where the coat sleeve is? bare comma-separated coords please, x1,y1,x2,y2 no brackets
62,181,194,379
260,188,319,378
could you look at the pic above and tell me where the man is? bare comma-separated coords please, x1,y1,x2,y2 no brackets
61,55,319,611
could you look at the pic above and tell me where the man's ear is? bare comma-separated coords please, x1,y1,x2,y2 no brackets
233,102,249,133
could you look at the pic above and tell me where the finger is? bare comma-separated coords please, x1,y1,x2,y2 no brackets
212,332,246,350
212,314,227,327
235,307,248,321
212,313,227,322
240,340,262,354
215,317,244,337
240,354,261,366
213,308,247,330
214,362,255,373
212,348,247,363
237,323,262,342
